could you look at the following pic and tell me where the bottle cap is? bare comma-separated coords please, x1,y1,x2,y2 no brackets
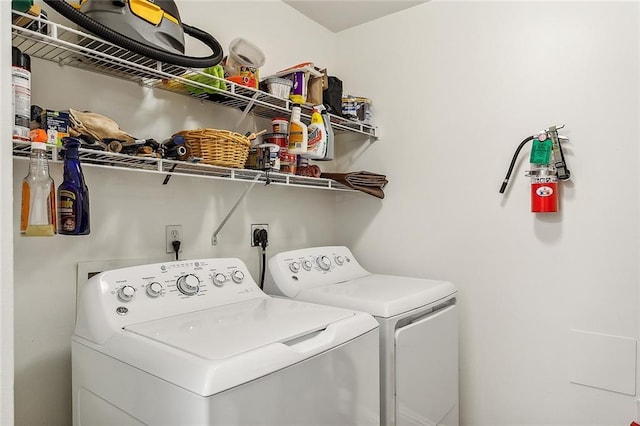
31,141,46,151
12,46,30,71
62,137,80,149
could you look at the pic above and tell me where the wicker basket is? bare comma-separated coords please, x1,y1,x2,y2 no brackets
176,129,251,168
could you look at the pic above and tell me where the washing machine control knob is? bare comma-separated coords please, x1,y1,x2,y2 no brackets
146,282,163,298
176,274,200,295
334,256,344,266
231,270,244,284
117,285,136,302
317,256,331,271
289,262,300,273
213,273,227,287
302,260,313,271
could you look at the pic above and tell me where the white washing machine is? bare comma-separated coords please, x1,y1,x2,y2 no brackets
72,257,380,425
265,246,458,426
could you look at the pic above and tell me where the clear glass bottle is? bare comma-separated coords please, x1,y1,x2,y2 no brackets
20,141,56,236
58,137,90,235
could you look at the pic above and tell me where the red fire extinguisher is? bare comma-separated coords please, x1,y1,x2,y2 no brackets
499,125,571,213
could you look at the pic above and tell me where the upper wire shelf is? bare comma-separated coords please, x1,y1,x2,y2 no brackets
10,12,378,137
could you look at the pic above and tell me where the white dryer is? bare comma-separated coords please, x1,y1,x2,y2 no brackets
72,257,380,425
265,246,458,426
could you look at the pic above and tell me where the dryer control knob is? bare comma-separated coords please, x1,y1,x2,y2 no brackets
231,270,244,284
289,262,300,273
317,256,331,271
213,273,227,287
334,256,344,266
146,282,163,298
176,274,200,295
117,285,136,302
302,260,313,271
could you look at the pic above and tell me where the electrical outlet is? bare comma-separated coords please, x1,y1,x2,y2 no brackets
166,225,183,254
251,224,269,247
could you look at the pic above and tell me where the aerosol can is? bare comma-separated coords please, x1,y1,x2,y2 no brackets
499,125,571,213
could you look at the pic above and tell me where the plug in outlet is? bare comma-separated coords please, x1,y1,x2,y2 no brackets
251,224,269,247
166,225,183,254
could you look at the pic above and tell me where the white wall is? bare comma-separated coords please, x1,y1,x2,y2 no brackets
335,1,639,425
1,2,15,425
12,2,340,424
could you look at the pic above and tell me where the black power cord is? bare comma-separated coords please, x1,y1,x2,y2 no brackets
253,229,268,289
172,240,181,261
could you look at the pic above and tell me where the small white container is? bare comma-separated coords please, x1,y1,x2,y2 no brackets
263,77,293,99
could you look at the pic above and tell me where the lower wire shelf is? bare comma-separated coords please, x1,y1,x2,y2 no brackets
11,141,352,192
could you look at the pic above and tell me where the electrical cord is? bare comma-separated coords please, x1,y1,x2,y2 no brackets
499,135,534,194
172,240,181,261
259,246,266,290
253,229,268,290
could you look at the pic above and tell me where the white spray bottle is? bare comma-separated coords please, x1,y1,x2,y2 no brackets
317,104,334,161
303,107,327,160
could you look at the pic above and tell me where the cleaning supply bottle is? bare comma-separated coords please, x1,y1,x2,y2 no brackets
58,137,90,235
287,104,308,154
317,105,334,161
303,107,327,160
20,141,56,236
12,46,31,142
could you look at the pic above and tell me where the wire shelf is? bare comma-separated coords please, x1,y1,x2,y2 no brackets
12,141,352,191
11,12,378,137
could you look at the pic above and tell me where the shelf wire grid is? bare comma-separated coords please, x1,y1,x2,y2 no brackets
11,12,378,137
12,142,352,191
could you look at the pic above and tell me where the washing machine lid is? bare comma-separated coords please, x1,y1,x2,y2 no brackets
97,296,378,396
124,297,353,360
296,274,456,318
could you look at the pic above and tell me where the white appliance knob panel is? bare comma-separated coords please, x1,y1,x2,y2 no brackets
302,260,313,271
317,256,331,271
176,274,200,295
146,282,163,298
117,285,136,302
231,270,245,284
289,262,300,273
335,255,344,266
213,273,227,287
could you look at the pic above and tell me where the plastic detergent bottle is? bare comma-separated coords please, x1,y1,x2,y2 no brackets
58,137,90,235
317,105,334,161
287,104,308,154
304,107,327,160
21,141,56,236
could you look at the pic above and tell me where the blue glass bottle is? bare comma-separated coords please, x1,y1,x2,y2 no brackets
58,137,90,235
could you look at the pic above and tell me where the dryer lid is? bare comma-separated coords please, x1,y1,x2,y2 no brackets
124,297,354,359
296,274,457,318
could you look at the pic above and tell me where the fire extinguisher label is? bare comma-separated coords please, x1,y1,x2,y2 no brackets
535,186,554,197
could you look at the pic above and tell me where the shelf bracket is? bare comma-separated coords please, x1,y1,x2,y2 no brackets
211,173,263,246
234,91,261,131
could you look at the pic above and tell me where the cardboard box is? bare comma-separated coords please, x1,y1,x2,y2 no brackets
41,110,69,146
306,67,327,106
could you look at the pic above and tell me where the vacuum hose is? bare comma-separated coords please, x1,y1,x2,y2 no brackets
43,0,224,69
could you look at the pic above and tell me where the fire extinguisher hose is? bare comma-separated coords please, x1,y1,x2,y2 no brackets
499,135,534,194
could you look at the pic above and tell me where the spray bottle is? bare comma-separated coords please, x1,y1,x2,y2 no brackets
317,104,334,161
58,137,90,235
287,104,308,154
304,107,327,160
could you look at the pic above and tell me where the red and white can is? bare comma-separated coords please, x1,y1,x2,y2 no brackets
529,168,558,213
